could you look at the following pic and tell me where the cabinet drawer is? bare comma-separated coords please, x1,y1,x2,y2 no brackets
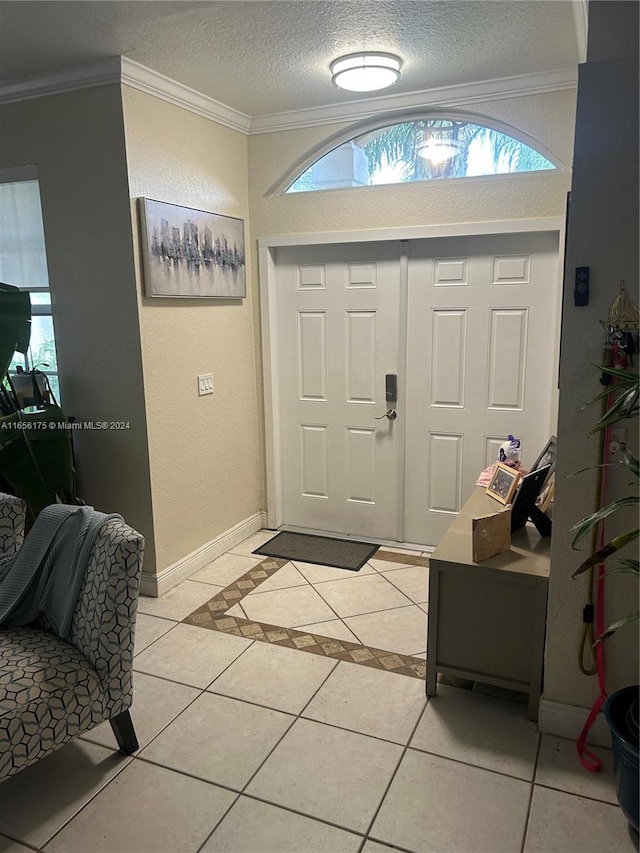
436,570,537,685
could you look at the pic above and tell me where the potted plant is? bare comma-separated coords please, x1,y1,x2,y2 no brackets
571,362,639,834
0,282,77,520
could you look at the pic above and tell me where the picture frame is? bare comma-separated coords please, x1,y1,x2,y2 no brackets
139,198,246,299
472,508,512,562
530,435,557,487
539,471,555,513
510,465,551,531
486,462,522,505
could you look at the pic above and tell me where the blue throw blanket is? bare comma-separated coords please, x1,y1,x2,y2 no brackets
0,504,122,639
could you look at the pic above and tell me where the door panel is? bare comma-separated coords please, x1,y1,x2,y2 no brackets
486,308,528,409
428,432,464,512
297,312,327,399
346,311,377,402
431,309,467,407
404,232,559,545
300,424,328,497
276,242,402,540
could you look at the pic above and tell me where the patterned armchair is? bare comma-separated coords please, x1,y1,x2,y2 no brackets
0,493,144,781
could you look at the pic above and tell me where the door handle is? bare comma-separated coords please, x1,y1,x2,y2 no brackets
385,373,398,404
375,409,397,420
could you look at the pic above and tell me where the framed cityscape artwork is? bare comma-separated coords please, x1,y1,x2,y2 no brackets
139,198,246,298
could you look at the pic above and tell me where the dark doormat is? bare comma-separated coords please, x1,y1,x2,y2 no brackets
253,531,378,571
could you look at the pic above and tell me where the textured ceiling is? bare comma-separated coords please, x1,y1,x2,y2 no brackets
0,1,581,117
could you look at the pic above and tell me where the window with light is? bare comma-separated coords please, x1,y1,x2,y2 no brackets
286,119,557,194
0,167,60,404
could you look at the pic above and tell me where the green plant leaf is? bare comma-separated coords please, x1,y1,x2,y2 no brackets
0,406,77,519
0,286,78,519
589,384,639,433
568,455,639,479
571,497,640,546
592,363,640,383
581,365,639,432
581,385,620,410
622,449,639,478
572,527,640,576
574,363,639,645
597,610,640,642
0,283,31,377
608,558,640,577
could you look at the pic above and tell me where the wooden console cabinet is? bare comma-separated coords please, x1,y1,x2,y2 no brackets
426,487,550,720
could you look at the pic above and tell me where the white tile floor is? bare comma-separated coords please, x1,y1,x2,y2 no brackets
0,530,634,853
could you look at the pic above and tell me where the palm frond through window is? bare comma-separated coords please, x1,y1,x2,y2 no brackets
286,119,556,193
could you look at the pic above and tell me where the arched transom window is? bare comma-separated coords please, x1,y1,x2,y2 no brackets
286,118,557,193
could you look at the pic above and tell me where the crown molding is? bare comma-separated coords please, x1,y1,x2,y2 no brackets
120,57,251,134
0,57,576,140
0,57,122,105
572,0,589,63
248,67,578,135
0,55,251,134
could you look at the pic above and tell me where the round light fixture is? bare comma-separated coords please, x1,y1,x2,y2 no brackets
330,52,401,92
417,124,461,164
417,138,461,164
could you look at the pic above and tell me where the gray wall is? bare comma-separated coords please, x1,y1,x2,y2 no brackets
586,0,639,63
0,85,156,569
544,1,639,707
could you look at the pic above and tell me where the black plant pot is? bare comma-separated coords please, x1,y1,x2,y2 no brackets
605,685,639,833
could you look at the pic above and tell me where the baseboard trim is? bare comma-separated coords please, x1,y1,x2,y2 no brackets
538,698,612,748
140,510,268,597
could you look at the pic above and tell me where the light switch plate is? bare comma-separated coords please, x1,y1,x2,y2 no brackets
198,373,214,396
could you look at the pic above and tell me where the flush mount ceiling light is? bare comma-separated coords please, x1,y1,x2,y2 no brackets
330,52,402,92
417,123,461,164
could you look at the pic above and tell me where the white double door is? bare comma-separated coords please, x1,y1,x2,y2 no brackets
274,231,558,546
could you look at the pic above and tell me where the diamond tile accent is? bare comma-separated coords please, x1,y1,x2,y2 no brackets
182,553,426,680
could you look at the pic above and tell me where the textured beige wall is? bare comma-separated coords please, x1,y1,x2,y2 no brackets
249,90,575,238
122,87,261,572
0,86,156,566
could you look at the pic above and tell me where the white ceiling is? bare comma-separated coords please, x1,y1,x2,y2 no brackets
0,1,584,119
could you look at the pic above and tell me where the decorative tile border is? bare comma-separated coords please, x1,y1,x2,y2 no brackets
183,552,428,680
370,550,429,567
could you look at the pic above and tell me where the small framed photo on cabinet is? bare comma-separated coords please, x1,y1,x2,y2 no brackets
486,462,522,505
530,435,557,490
